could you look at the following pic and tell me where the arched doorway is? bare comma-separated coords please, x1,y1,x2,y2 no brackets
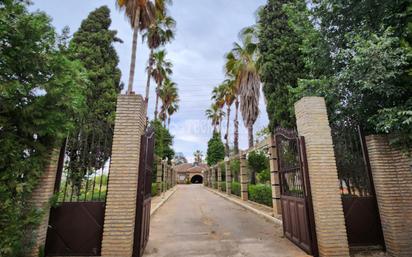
190,175,203,184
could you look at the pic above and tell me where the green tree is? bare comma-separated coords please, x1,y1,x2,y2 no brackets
65,6,123,188
247,150,269,184
0,1,87,255
206,132,225,166
287,0,412,149
258,0,306,130
151,119,174,161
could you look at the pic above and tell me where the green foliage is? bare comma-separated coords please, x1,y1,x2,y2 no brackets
206,132,225,166
0,1,87,255
257,169,270,184
151,183,158,196
247,150,269,184
230,159,240,182
258,0,306,130
231,182,241,197
65,6,122,187
151,120,174,161
248,184,272,207
220,182,226,192
285,0,412,149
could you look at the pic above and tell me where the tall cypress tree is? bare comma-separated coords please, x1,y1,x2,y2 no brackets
66,6,123,182
258,0,306,130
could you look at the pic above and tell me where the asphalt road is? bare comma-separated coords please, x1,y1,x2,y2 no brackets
144,185,308,257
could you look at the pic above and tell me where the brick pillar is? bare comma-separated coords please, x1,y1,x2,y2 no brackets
295,97,349,257
211,166,216,189
208,168,211,187
225,160,232,195
240,152,249,201
203,169,208,186
162,160,166,193
101,94,146,257
165,163,169,190
156,157,162,196
217,165,222,191
269,135,281,215
366,135,412,257
28,148,60,257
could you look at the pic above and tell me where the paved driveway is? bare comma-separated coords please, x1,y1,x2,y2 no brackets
144,185,308,257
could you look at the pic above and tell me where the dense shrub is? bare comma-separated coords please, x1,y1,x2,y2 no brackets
220,182,226,192
248,184,272,207
151,183,158,196
231,182,241,197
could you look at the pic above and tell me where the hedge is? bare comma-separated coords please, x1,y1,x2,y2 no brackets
248,184,272,207
151,183,158,196
231,182,241,197
220,182,226,192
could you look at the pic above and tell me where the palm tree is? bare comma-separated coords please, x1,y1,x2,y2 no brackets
211,85,225,135
151,50,173,119
205,103,225,134
226,27,260,148
116,0,155,94
193,150,203,164
166,101,179,128
159,79,179,127
221,80,236,156
225,54,242,154
143,4,175,109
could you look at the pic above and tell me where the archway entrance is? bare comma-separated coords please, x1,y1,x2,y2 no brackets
191,175,203,184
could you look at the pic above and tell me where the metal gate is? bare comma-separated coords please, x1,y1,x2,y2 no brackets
332,126,384,248
45,123,113,256
133,126,155,257
275,128,318,256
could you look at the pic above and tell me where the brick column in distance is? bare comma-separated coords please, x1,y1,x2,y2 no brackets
203,169,208,186
295,96,349,257
156,157,162,196
225,160,232,195
269,135,282,215
211,166,216,189
28,148,60,257
101,94,146,257
217,165,222,191
161,160,166,193
366,135,412,257
240,151,249,201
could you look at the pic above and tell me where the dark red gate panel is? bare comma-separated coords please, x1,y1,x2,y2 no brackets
275,128,317,256
45,202,105,256
133,126,155,257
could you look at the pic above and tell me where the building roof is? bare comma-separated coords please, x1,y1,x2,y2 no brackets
175,163,208,173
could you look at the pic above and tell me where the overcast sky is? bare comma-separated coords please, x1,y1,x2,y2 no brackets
29,0,269,162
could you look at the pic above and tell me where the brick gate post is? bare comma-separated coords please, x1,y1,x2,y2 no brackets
101,94,146,257
268,135,281,216
156,157,162,195
217,164,222,191
366,135,412,257
295,97,350,257
240,151,249,201
28,148,60,257
225,158,232,195
213,166,217,189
